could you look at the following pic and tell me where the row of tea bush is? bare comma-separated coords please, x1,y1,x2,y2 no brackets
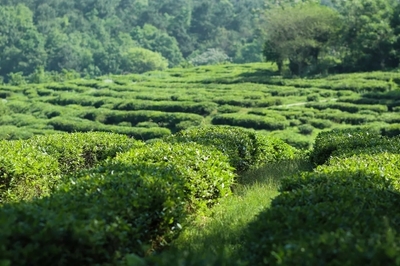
0,126,297,265
243,129,400,264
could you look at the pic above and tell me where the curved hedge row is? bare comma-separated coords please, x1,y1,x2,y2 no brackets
0,132,143,204
48,117,172,140
0,126,300,265
113,100,218,116
243,150,400,265
0,140,60,204
165,126,297,173
212,113,289,131
111,141,235,209
0,140,236,264
27,132,143,173
309,129,383,166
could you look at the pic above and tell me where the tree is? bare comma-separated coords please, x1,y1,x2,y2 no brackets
338,0,398,71
0,4,47,79
130,24,184,67
262,3,342,75
120,47,168,74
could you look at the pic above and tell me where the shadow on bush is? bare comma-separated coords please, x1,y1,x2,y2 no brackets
243,152,400,265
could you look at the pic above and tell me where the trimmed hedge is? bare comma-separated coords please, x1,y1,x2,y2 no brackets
113,100,218,116
0,140,60,204
212,113,289,131
306,102,388,113
47,117,172,140
112,141,235,209
0,132,143,204
165,126,297,173
309,129,382,166
0,140,236,264
0,165,187,264
26,132,143,173
244,151,400,265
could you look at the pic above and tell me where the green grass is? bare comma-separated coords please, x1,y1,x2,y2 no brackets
141,159,312,265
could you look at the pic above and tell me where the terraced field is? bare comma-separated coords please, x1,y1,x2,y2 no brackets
1,62,400,148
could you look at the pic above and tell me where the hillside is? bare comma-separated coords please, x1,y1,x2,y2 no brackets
2,62,400,149
1,61,400,264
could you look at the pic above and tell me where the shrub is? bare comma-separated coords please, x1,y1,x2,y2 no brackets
0,165,188,264
289,120,302,127
27,132,143,174
165,126,297,173
0,140,236,264
114,101,218,116
212,113,289,131
309,119,332,129
217,104,241,113
113,141,235,209
120,47,168,74
0,140,60,203
243,151,400,265
136,121,159,128
309,129,382,166
381,123,400,137
306,94,319,102
298,124,314,135
254,98,283,107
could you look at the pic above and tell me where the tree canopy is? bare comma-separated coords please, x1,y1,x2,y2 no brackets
1,0,400,80
0,0,266,80
262,3,342,75
262,0,400,75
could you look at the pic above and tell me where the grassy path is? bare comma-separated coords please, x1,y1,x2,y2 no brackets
140,159,312,265
274,98,338,108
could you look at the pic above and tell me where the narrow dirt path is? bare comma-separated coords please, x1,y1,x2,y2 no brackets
274,98,338,108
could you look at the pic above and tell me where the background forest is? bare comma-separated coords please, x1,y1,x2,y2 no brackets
1,0,400,82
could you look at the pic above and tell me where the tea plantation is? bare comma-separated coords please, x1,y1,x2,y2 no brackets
2,62,400,149
1,63,400,265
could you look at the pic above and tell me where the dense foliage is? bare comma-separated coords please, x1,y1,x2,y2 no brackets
243,130,400,265
0,127,297,264
2,0,400,80
0,132,142,203
262,0,400,75
165,126,297,173
0,0,265,80
2,62,400,150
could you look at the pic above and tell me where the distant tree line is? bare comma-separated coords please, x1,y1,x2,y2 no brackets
0,0,265,81
1,0,400,81
262,0,400,76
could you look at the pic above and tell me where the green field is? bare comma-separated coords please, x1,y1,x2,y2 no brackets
2,62,400,149
2,63,400,265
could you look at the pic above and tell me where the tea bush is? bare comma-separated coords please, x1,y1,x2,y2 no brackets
217,104,241,113
165,126,297,173
212,113,289,131
309,119,332,129
309,128,382,166
381,124,400,137
306,102,388,113
0,138,236,264
27,132,143,173
0,132,143,204
112,141,235,209
0,165,189,264
113,100,218,116
243,148,400,265
0,140,60,203
298,124,314,135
